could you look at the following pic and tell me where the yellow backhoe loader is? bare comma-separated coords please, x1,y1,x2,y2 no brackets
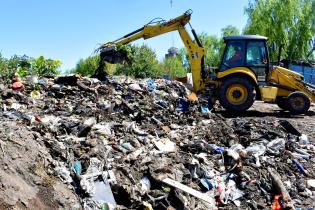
96,10,315,114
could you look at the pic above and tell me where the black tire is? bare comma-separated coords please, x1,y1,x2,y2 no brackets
287,92,310,115
218,76,255,112
276,97,288,110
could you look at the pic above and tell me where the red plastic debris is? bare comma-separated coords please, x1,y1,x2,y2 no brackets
272,195,282,210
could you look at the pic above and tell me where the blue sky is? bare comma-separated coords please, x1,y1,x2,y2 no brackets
0,0,248,71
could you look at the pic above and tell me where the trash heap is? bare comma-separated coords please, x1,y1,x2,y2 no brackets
0,75,314,210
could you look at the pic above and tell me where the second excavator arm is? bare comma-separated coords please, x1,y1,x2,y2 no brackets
97,10,206,92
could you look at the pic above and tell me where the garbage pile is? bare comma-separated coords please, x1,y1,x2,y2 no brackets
0,75,314,210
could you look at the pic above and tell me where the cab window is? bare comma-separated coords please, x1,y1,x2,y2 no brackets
221,41,245,70
246,41,267,66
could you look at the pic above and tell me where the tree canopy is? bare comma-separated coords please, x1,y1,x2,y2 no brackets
190,25,240,68
244,0,315,61
163,56,187,78
115,44,163,78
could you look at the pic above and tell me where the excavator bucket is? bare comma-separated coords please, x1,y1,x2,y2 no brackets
99,44,129,64
93,44,130,80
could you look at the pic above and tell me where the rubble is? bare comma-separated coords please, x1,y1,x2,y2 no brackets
0,75,314,209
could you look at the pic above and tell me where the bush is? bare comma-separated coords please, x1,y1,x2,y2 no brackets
0,54,61,79
0,54,31,79
31,56,62,77
73,55,100,76
72,55,116,76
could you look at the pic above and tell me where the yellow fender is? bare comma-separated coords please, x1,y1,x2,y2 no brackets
216,67,258,85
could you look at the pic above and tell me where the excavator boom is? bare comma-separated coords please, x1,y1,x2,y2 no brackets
97,10,206,92
99,10,192,54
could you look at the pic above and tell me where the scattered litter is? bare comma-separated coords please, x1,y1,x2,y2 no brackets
267,138,285,154
154,138,176,152
91,180,116,210
140,176,151,193
55,164,72,183
299,134,309,145
268,167,294,209
73,160,82,176
0,75,314,209
306,179,315,190
162,178,216,207
92,123,112,136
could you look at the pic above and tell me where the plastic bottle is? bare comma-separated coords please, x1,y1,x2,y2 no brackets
267,138,285,154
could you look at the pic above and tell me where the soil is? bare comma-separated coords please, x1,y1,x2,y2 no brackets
218,101,315,142
0,120,81,210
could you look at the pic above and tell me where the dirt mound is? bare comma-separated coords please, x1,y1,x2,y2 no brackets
0,119,80,209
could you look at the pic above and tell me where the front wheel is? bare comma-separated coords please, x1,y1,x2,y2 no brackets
287,92,310,115
218,76,255,113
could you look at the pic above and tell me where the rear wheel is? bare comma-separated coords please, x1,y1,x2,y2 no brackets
218,76,255,112
287,92,310,115
276,97,288,110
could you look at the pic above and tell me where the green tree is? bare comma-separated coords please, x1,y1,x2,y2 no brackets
198,33,222,67
115,44,163,78
244,0,315,61
179,25,240,70
72,55,116,76
0,54,32,79
198,25,239,68
163,56,187,78
221,25,240,37
0,53,10,79
74,55,99,76
31,56,62,76
15,55,32,77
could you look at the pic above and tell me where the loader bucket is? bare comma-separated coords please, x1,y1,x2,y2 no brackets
99,45,128,64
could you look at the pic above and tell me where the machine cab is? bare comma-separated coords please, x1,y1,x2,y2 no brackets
219,35,269,83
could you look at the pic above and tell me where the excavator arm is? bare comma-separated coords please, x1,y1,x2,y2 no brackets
97,10,206,92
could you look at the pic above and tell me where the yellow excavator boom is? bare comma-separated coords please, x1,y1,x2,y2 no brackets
269,66,315,102
98,10,206,92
